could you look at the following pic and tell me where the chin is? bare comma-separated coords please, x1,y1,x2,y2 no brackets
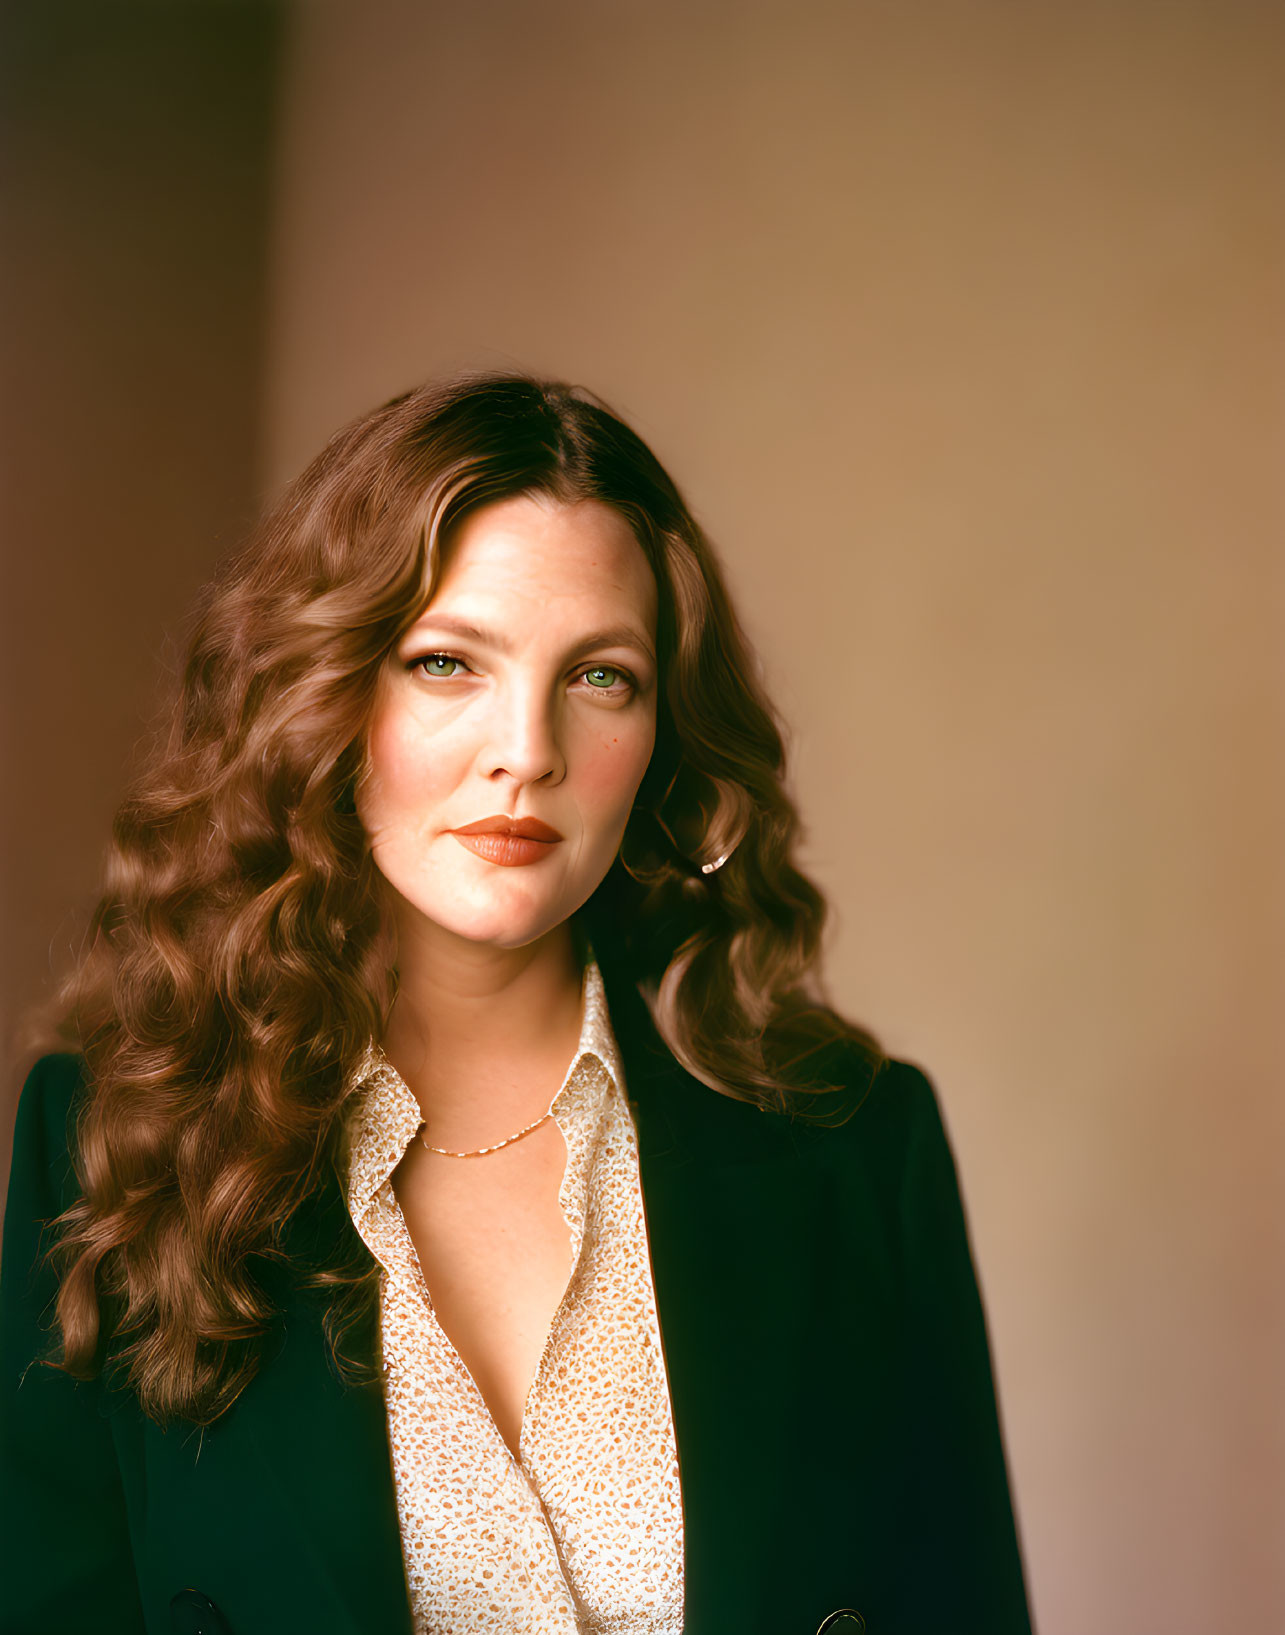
399,886,575,953
447,911,559,950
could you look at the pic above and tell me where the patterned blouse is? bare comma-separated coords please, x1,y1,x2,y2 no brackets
345,959,686,1635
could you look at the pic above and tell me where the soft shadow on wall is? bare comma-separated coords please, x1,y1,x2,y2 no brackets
0,2,283,1175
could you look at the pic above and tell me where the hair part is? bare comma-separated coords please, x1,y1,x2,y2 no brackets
45,371,881,1423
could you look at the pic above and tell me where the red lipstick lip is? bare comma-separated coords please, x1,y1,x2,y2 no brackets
451,815,563,842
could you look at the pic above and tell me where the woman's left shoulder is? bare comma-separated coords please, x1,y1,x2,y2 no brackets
780,1041,965,1203
787,1040,943,1147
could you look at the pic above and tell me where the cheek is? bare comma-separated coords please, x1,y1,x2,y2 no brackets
577,719,656,820
358,704,441,834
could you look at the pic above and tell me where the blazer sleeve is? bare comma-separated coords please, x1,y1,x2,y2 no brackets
0,1055,146,1635
890,1062,1034,1633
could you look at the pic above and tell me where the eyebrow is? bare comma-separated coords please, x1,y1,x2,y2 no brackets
405,613,657,667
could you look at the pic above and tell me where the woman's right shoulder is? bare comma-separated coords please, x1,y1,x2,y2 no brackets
7,1053,86,1204
3,1055,87,1309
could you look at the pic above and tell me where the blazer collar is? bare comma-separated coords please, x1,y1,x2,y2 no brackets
597,955,839,1632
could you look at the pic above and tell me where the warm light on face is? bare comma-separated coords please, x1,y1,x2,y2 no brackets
357,493,660,956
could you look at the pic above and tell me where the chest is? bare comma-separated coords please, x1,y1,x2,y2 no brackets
391,1120,574,1453
371,1092,688,1631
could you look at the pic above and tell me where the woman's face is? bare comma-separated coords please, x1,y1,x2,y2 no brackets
358,492,659,957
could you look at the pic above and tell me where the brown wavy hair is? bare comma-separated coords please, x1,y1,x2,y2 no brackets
46,372,882,1423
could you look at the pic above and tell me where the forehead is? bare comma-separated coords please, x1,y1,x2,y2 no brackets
426,493,657,625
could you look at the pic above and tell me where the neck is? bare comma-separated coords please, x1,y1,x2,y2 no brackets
381,916,587,1131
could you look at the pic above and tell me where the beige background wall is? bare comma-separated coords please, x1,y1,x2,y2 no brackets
265,4,1283,1633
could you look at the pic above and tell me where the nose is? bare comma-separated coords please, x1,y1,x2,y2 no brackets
478,679,567,788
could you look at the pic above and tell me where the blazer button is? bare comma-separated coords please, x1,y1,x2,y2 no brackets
816,1613,867,1635
170,1588,230,1635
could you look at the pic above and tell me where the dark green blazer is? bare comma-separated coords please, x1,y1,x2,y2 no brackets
1,964,1032,1635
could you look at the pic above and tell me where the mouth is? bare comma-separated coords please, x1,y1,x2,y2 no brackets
452,815,564,842
450,814,563,867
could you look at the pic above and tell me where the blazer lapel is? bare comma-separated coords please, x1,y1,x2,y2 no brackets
125,1174,414,1635
600,961,824,1632
600,957,899,1635
243,1194,415,1635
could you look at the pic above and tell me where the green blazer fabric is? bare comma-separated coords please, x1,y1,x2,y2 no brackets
1,961,1033,1635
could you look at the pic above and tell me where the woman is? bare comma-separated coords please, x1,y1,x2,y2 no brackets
1,375,1032,1635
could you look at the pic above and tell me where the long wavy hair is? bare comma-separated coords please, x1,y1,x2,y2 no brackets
46,372,881,1423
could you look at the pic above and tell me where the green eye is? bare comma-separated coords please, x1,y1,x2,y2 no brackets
584,667,619,689
418,654,463,678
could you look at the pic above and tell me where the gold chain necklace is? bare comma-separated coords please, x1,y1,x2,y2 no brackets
419,1107,554,1158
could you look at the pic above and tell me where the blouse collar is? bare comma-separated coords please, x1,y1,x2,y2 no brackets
345,955,623,1216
